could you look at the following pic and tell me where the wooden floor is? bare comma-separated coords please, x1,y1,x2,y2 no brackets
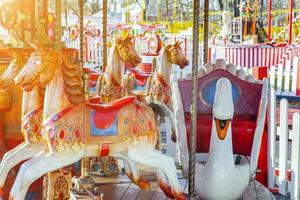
70,173,275,200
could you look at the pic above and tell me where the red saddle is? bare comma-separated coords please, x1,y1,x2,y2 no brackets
88,96,136,129
83,68,101,88
88,96,102,104
131,69,151,86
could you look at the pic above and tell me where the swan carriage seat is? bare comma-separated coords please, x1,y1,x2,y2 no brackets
172,58,269,186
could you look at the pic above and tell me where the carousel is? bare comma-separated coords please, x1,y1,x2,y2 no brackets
0,0,297,200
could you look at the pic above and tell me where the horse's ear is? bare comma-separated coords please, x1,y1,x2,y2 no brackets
128,35,134,41
116,36,124,46
165,44,173,52
174,41,183,47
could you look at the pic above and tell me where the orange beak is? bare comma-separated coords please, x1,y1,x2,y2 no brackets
214,118,231,140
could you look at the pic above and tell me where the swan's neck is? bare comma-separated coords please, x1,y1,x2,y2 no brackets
157,48,172,85
106,45,124,86
206,121,235,169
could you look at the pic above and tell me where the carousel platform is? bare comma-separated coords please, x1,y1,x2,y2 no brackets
70,172,276,200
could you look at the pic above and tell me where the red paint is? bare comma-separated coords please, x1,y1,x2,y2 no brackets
59,130,65,139
89,96,135,129
138,63,152,74
131,69,151,86
268,0,272,41
74,129,81,139
158,180,175,199
147,121,153,130
100,143,109,156
33,124,39,133
88,96,101,104
275,168,291,181
252,66,268,80
129,124,140,134
288,0,293,45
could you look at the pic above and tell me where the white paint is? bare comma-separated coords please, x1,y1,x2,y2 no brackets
195,78,251,200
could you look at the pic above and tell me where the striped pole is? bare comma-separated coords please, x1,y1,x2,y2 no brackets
102,0,107,71
203,0,209,64
288,0,294,45
189,0,200,198
268,0,272,41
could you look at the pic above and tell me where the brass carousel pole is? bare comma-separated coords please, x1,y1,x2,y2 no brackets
78,0,90,177
102,0,107,72
55,0,62,50
203,0,209,64
189,0,200,198
79,0,84,69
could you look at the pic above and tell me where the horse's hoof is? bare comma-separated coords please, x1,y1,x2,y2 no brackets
126,172,135,183
137,178,150,191
171,130,177,143
175,192,188,200
158,181,175,199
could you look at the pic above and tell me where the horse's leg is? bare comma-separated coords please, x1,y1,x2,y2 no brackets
128,150,186,200
9,151,47,199
0,143,39,188
0,142,27,169
116,153,150,190
157,168,176,198
9,151,84,200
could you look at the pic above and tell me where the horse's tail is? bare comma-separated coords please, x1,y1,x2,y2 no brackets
148,101,177,143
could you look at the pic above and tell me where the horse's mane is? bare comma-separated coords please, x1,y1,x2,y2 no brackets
61,54,85,104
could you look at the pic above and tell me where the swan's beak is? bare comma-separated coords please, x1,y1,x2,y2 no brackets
214,118,231,140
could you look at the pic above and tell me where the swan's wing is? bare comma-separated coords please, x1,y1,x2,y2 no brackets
250,78,269,176
172,80,189,178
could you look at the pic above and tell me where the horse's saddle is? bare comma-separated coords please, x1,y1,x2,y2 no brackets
83,67,101,95
87,96,135,138
131,69,152,96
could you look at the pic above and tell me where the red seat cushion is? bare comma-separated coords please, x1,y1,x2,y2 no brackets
131,69,151,86
185,114,257,155
88,96,136,129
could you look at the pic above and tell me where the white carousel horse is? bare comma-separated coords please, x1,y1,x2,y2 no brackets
10,47,186,200
173,59,268,199
0,48,46,191
125,41,189,143
125,41,188,107
96,35,142,103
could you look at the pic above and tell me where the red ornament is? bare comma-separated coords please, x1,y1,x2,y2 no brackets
74,129,81,139
147,121,153,130
33,124,39,133
59,130,66,139
24,123,29,131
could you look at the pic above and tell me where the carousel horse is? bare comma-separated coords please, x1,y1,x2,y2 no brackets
125,41,188,107
125,41,188,142
96,35,142,103
10,45,186,200
0,48,45,191
173,59,268,199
